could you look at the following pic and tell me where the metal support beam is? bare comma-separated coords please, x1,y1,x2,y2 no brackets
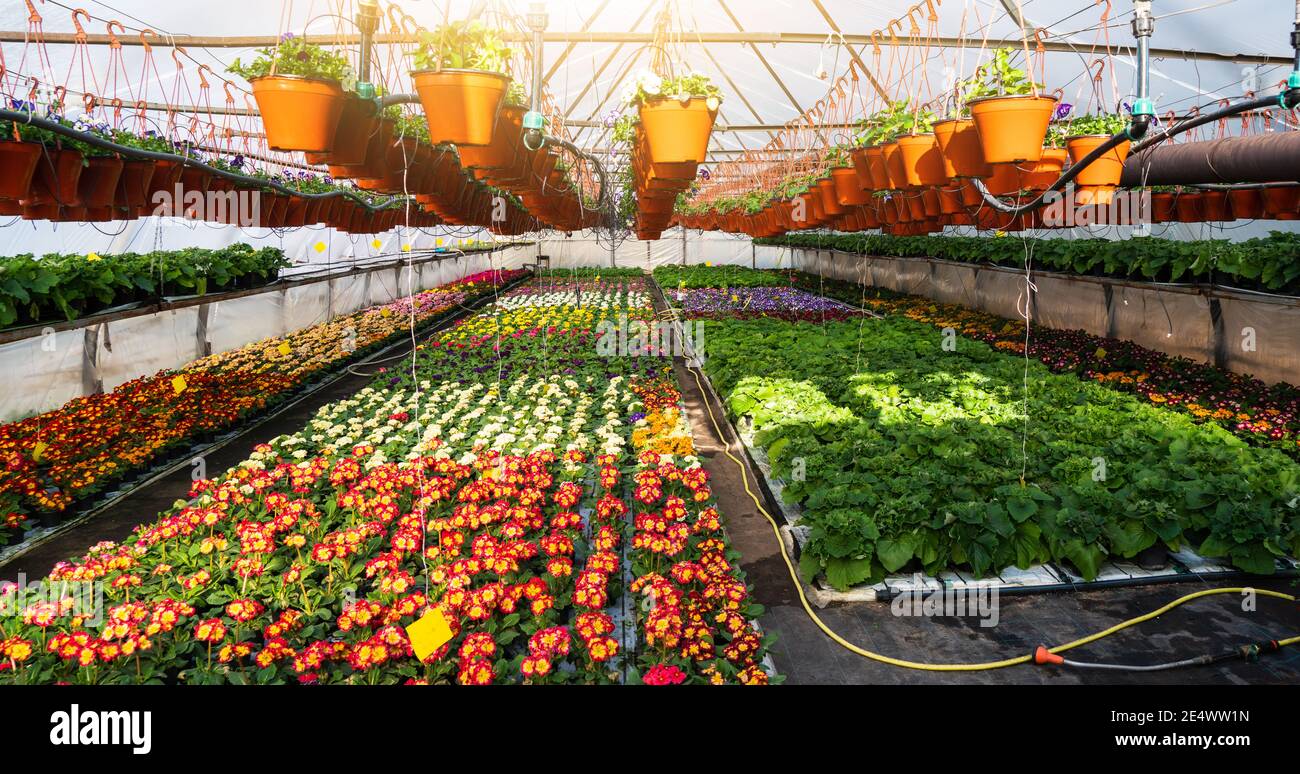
542,0,612,86
0,30,1286,66
715,0,808,120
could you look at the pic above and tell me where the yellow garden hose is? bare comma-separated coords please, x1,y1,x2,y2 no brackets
685,364,1299,672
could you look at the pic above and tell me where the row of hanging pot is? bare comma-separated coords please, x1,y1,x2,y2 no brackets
250,67,600,233
629,96,719,240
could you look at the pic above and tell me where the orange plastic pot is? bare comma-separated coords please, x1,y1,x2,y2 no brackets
24,148,84,206
459,106,523,171
1066,135,1131,188
251,75,346,153
863,146,891,191
1151,192,1175,222
1227,189,1262,220
983,163,1023,196
639,97,716,164
905,192,926,221
0,141,44,201
1019,148,1068,191
1199,191,1230,222
1175,192,1204,223
817,179,845,216
831,166,870,205
411,69,510,147
933,118,993,178
1075,186,1117,207
896,133,947,187
921,187,942,217
76,157,125,209
968,94,1058,164
849,148,875,191
882,142,909,189
1261,186,1300,217
116,159,156,212
305,96,377,167
936,184,964,214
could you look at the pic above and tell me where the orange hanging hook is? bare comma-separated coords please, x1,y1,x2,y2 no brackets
222,80,237,105
1096,0,1112,23
1033,28,1049,55
25,0,42,24
870,31,884,57
139,28,156,54
106,20,124,49
197,64,212,90
171,46,188,71
1088,58,1106,83
83,92,97,114
71,8,90,44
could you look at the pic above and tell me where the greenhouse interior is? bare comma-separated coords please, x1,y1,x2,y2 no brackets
1,0,1299,716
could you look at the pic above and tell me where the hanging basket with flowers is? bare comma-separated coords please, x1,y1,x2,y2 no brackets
410,21,514,148
627,71,722,165
229,34,352,153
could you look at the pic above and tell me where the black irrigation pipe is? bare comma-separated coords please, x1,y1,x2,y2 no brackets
975,119,1150,216
0,270,534,569
0,108,405,212
976,88,1300,216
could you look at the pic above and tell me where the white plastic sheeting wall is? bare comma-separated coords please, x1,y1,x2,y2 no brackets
0,246,534,423
779,244,1300,387
527,228,788,270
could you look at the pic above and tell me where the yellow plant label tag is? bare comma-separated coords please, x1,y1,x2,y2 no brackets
314,242,326,253
278,342,292,356
406,608,453,662
32,441,47,463
171,375,187,394
436,238,444,247
372,239,382,249
1094,347,1107,360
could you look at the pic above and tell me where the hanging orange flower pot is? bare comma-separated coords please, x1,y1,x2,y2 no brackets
896,133,948,187
968,94,1058,164
1019,148,1068,191
831,166,870,205
862,146,891,191
1227,189,1262,220
1066,135,1131,188
1075,186,1116,207
1151,192,1175,222
817,179,845,216
1175,192,1204,223
937,184,964,214
1199,191,1229,222
921,187,942,217
24,148,84,206
305,95,377,167
77,157,125,209
983,163,1023,196
251,75,347,153
1261,186,1300,218
459,105,523,171
411,69,510,147
933,118,993,178
0,140,44,202
882,142,909,189
849,148,875,191
639,97,717,164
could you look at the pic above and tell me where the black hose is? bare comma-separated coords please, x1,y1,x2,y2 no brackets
975,87,1300,217
1130,94,1283,154
975,119,1146,216
0,108,404,212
